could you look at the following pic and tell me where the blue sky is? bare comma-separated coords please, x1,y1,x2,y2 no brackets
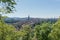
3,0,60,18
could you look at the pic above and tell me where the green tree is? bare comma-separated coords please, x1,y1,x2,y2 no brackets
19,25,33,40
0,21,15,40
0,0,16,13
48,18,60,40
33,23,51,40
0,15,21,40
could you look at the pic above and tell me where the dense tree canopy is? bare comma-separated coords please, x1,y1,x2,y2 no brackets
48,19,60,40
32,23,51,40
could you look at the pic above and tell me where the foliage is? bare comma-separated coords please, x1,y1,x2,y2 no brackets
0,16,60,40
32,23,51,40
0,17,21,40
19,25,33,40
48,19,60,40
0,0,16,13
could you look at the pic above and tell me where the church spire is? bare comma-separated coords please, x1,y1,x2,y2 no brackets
27,15,30,20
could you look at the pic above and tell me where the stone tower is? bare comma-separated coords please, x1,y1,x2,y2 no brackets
27,15,30,20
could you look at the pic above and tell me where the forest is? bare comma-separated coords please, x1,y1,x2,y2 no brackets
0,0,60,40
0,15,60,40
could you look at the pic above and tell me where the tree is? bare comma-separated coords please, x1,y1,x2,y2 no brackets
48,18,60,40
19,25,33,40
0,20,15,40
33,23,51,40
0,15,21,40
0,0,16,13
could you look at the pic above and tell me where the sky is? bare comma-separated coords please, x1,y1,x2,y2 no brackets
2,0,60,18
